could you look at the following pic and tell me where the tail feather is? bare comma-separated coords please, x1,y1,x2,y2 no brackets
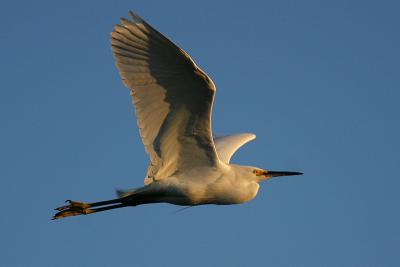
116,188,137,198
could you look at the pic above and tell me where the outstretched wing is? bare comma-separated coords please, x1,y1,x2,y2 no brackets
214,133,256,163
111,11,220,184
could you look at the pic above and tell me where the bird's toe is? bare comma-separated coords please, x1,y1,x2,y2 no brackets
52,206,94,220
53,200,93,219
54,200,90,211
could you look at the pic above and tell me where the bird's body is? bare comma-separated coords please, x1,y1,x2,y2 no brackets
53,11,302,220
119,163,260,206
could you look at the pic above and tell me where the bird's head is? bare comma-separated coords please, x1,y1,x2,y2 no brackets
252,168,303,182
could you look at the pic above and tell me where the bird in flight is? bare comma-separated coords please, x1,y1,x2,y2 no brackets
53,11,302,220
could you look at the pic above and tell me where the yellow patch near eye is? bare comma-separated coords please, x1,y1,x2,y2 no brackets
253,169,265,176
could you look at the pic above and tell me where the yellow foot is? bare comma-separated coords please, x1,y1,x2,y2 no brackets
52,200,94,220
55,200,91,211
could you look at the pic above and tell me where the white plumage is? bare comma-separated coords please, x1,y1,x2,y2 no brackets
214,133,256,163
53,11,302,220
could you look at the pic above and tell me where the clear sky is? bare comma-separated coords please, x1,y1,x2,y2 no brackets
1,0,399,266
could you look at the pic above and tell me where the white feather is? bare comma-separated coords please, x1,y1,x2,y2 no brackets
214,133,256,163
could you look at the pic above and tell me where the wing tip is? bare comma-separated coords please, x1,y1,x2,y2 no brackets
128,10,143,23
214,132,256,140
117,11,144,26
247,133,256,140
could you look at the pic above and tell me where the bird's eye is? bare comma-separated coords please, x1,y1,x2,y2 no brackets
253,169,264,176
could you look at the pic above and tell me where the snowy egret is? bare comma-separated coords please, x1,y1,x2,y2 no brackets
53,11,302,220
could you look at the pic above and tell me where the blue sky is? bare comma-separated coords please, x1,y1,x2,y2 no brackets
1,0,399,266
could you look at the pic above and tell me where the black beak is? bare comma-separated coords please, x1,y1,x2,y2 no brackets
266,171,303,178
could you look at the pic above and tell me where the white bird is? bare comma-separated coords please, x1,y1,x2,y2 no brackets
53,11,302,220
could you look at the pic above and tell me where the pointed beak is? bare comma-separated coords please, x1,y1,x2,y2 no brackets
265,171,303,178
